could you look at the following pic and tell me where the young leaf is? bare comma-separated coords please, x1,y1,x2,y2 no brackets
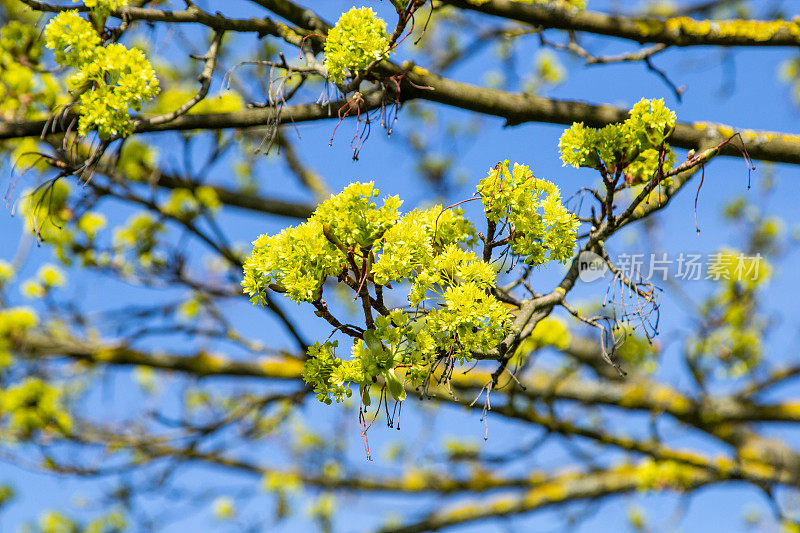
382,370,406,402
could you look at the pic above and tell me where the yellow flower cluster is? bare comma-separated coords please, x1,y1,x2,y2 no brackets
44,10,159,138
324,7,391,84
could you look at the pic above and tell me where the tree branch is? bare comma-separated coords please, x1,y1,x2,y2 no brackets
443,0,800,48
7,72,799,165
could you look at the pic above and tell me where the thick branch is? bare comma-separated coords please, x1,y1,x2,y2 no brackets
7,73,798,165
22,333,800,427
444,0,800,48
247,0,331,33
152,173,316,219
20,1,287,37
376,463,710,533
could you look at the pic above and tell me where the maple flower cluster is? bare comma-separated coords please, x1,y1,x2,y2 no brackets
558,98,678,184
243,162,577,405
323,7,391,84
44,7,159,139
83,0,129,17
477,161,580,265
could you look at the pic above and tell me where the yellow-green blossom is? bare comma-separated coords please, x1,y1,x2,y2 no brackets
324,7,390,83
477,161,579,264
38,263,66,288
212,496,235,520
44,10,159,139
43,11,99,66
1,377,72,437
79,0,129,17
21,280,45,299
559,98,677,185
77,212,107,240
0,260,14,284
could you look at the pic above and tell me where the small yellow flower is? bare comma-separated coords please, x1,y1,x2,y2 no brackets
324,7,390,84
21,280,45,299
212,496,235,520
0,260,14,284
38,264,66,288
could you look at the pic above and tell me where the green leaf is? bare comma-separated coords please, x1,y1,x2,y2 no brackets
382,370,406,402
360,382,371,407
363,329,383,353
